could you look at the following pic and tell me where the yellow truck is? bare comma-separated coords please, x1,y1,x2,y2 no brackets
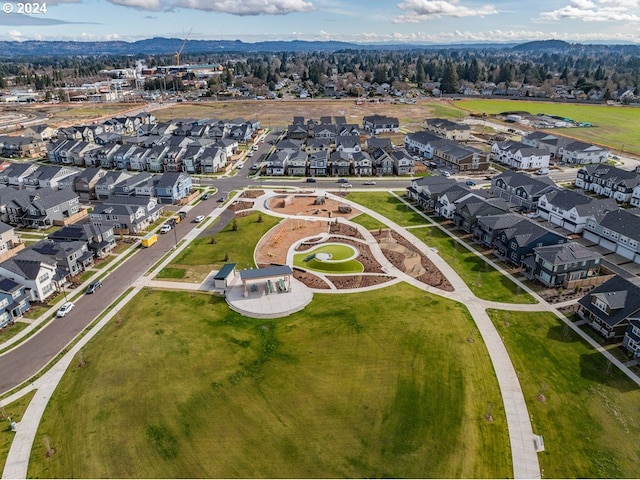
141,233,158,248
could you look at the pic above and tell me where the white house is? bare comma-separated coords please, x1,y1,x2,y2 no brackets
0,250,57,302
559,140,609,165
490,141,550,170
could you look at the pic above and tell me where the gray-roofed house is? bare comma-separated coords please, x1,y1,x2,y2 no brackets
407,176,457,210
113,172,153,197
90,196,163,234
490,140,551,171
622,319,640,360
473,213,525,247
0,163,39,187
453,196,510,233
576,164,640,203
154,172,193,205
0,249,57,302
432,139,490,172
22,165,77,191
286,150,309,177
559,140,608,165
577,275,640,339
434,184,475,219
73,167,106,200
404,130,441,156
0,221,20,262
537,190,618,233
363,114,399,134
583,208,640,263
353,151,373,176
21,188,81,229
524,241,604,287
370,147,394,176
493,218,567,266
49,222,116,258
95,171,131,200
31,239,94,277
308,151,329,177
491,171,558,211
424,118,470,141
0,276,30,327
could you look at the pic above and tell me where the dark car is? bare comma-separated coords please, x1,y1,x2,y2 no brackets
306,177,317,183
201,193,210,200
465,180,476,186
86,280,103,294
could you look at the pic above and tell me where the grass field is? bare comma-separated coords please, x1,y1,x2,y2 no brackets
29,285,510,478
350,212,389,230
455,99,640,156
346,192,428,227
158,212,280,282
489,310,640,478
0,390,35,474
293,244,364,274
411,226,536,304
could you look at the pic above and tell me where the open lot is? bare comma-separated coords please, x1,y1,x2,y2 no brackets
489,309,640,478
29,286,510,478
346,191,429,227
455,99,640,156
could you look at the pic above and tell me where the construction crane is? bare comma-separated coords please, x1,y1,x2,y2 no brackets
174,28,192,67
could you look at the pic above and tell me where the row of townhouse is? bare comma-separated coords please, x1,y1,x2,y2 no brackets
90,195,163,235
87,170,192,204
0,186,81,229
423,118,471,141
287,116,362,140
266,145,414,177
522,131,609,165
575,164,640,203
404,130,490,172
490,140,551,171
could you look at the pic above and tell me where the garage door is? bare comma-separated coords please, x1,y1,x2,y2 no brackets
599,238,616,251
583,231,600,244
617,245,636,261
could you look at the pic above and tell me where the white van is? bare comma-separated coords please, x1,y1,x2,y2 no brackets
535,168,549,175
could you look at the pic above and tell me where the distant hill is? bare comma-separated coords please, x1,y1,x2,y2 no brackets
513,40,572,51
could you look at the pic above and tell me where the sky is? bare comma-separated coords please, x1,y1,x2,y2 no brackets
0,0,639,44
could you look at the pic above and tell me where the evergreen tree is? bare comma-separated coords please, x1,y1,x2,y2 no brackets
440,61,459,94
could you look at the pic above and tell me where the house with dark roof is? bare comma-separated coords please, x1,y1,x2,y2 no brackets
575,164,640,203
577,275,640,339
583,208,640,263
0,249,57,302
388,149,415,175
329,151,352,177
23,124,57,142
305,138,332,153
267,151,289,176
434,184,475,219
95,171,131,200
50,222,115,258
308,151,329,177
335,136,361,154
366,137,392,152
490,140,551,170
22,165,76,191
362,114,399,134
523,241,604,287
473,213,524,247
432,139,490,172
89,196,163,234
0,275,30,327
559,140,608,165
0,221,20,261
522,132,572,158
31,239,94,277
73,168,106,200
370,147,394,176
0,163,39,187
353,151,373,176
491,171,557,211
407,176,457,210
492,217,567,265
424,118,470,141
155,172,193,204
452,196,510,233
537,190,618,233
113,172,153,197
404,130,442,157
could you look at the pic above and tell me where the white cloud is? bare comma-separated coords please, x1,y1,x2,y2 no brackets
8,29,23,41
103,0,315,14
541,0,640,22
393,0,498,23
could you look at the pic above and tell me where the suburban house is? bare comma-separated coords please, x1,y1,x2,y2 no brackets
335,136,361,154
155,172,193,204
22,124,57,142
5,188,81,229
522,132,572,158
31,239,94,277
0,163,39,187
90,196,163,235
490,140,551,170
95,171,131,200
267,151,289,176
308,151,329,177
286,150,309,177
329,151,352,177
0,249,57,302
537,190,618,233
575,164,640,203
424,118,471,141
491,171,557,211
370,148,395,176
0,276,30,327
558,140,608,165
113,172,153,197
352,152,373,176
362,115,399,134
633,183,640,208
366,137,392,152
199,146,227,174
522,241,604,287
583,208,640,263
0,136,47,159
388,149,415,175
305,138,332,153
452,196,510,233
404,130,442,157
0,221,21,261
434,184,475,219
431,140,490,172
622,319,640,359
473,213,525,248
577,275,640,340
22,165,76,191
73,168,106,200
493,218,567,266
407,176,457,210
49,223,116,258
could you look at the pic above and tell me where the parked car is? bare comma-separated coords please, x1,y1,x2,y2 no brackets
441,170,451,177
57,301,75,317
201,193,209,200
342,183,353,188
160,224,172,234
306,177,317,183
363,180,377,185
218,195,226,202
194,215,205,223
465,180,476,186
535,168,549,175
337,178,348,183
85,280,102,294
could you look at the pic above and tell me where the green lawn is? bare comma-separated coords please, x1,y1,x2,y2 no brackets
159,212,280,282
0,390,35,474
0,322,30,344
412,226,536,304
156,267,187,279
489,310,640,478
350,212,388,231
29,285,510,478
455,99,640,155
346,192,428,227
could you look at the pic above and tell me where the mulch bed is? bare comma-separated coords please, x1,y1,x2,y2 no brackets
241,190,265,199
293,270,331,289
229,201,254,212
326,274,394,289
328,221,364,239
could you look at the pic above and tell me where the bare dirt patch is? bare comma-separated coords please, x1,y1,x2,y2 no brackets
241,190,265,199
326,274,394,289
228,200,254,212
255,218,329,265
292,270,332,289
267,194,361,220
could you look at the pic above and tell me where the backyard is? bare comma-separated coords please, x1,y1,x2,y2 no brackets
29,285,510,478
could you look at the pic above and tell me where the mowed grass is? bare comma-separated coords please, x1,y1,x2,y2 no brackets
346,192,428,227
412,226,536,304
0,390,35,473
29,285,511,478
159,212,280,282
455,99,640,155
489,310,640,478
350,212,388,230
